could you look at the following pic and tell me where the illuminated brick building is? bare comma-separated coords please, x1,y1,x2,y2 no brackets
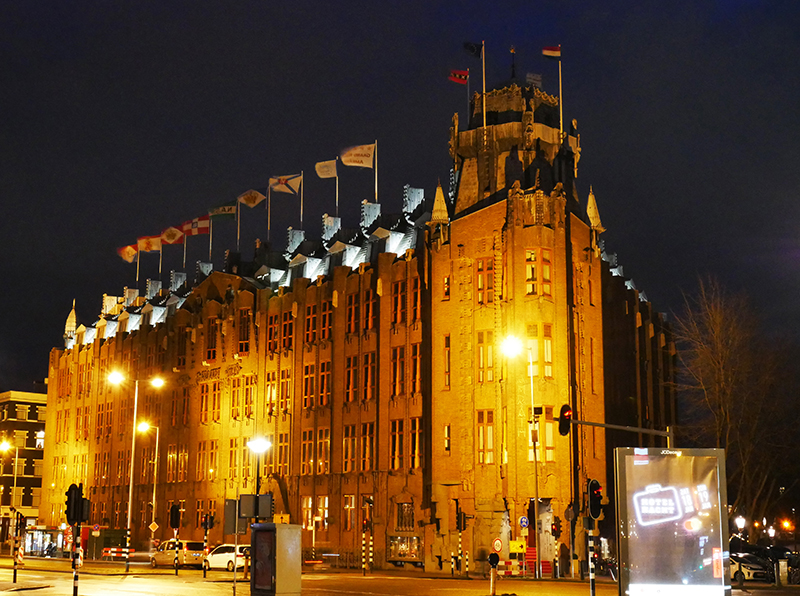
42,81,674,572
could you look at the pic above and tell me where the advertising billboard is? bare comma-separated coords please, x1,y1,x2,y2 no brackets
615,448,730,596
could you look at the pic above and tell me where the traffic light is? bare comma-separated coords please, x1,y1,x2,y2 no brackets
558,404,572,436
14,511,25,535
169,504,180,529
201,513,215,530
588,479,602,520
551,516,562,539
65,483,83,526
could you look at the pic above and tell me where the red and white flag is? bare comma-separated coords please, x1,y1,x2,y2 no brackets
117,245,138,263
161,226,184,245
137,235,162,252
449,69,469,85
542,45,561,59
182,215,210,235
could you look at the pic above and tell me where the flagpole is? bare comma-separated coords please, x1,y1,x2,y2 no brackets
335,157,339,218
267,186,271,242
558,45,563,140
182,235,186,269
159,247,162,277
136,248,140,284
209,217,213,261
237,200,241,251
481,40,486,131
374,140,378,202
466,68,471,123
300,170,304,229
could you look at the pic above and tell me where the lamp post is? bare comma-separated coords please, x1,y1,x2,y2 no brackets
735,515,746,538
0,441,19,558
247,438,271,495
501,335,541,579
109,372,163,572
137,422,159,551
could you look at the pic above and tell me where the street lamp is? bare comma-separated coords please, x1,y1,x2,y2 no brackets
109,372,164,572
501,335,541,579
735,515,746,538
247,437,272,495
137,422,159,551
0,441,19,512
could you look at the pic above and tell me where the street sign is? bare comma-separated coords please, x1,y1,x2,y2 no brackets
492,538,503,552
519,515,529,528
149,522,159,532
521,527,529,536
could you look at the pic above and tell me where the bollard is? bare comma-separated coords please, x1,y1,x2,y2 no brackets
361,530,366,575
451,551,454,576
588,524,596,596
466,551,469,578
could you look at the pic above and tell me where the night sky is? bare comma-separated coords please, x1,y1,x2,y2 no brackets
2,1,799,392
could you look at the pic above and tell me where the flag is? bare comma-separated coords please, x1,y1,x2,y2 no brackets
449,69,469,85
238,189,267,208
161,226,184,245
182,215,210,235
137,235,162,252
542,45,561,59
117,245,138,263
464,41,483,58
209,201,237,219
340,144,375,168
315,160,337,179
269,174,303,195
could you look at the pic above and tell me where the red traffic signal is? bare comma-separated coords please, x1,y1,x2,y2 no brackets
588,479,602,520
558,405,572,436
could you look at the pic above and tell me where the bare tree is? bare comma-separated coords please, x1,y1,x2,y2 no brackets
673,277,797,526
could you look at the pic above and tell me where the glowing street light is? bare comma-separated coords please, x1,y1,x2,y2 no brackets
735,515,746,537
247,437,272,495
0,441,19,511
501,334,540,579
108,372,164,572
137,422,160,550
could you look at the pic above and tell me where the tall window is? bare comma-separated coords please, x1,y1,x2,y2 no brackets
390,419,404,470
397,503,415,532
541,249,552,297
476,258,494,304
267,314,279,351
477,331,494,382
443,275,451,300
177,444,188,482
345,356,358,403
206,317,218,361
410,343,421,394
200,384,209,424
228,438,238,478
302,496,313,530
279,369,291,412
238,308,251,354
477,410,494,464
241,440,251,480
303,364,316,409
527,324,540,377
444,335,451,388
277,433,289,476
266,371,277,415
411,277,420,321
343,425,356,473
197,441,207,481
167,444,177,482
319,361,331,406
316,496,329,530
177,327,188,367
301,430,314,475
410,417,422,468
281,311,293,350
263,433,274,477
208,440,218,480
391,347,405,396
305,304,317,343
360,422,374,472
525,249,537,295
244,375,255,418
316,428,330,474
363,289,376,330
320,300,333,340
343,495,355,531
444,424,451,452
211,381,221,422
362,352,376,401
346,293,360,334
543,324,553,378
231,377,241,419
392,281,407,324
539,406,556,463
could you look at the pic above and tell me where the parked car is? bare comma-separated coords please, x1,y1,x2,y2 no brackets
150,539,206,568
731,553,768,584
203,544,250,571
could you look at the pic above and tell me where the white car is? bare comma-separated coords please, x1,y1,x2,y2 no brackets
730,553,768,584
203,544,249,571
